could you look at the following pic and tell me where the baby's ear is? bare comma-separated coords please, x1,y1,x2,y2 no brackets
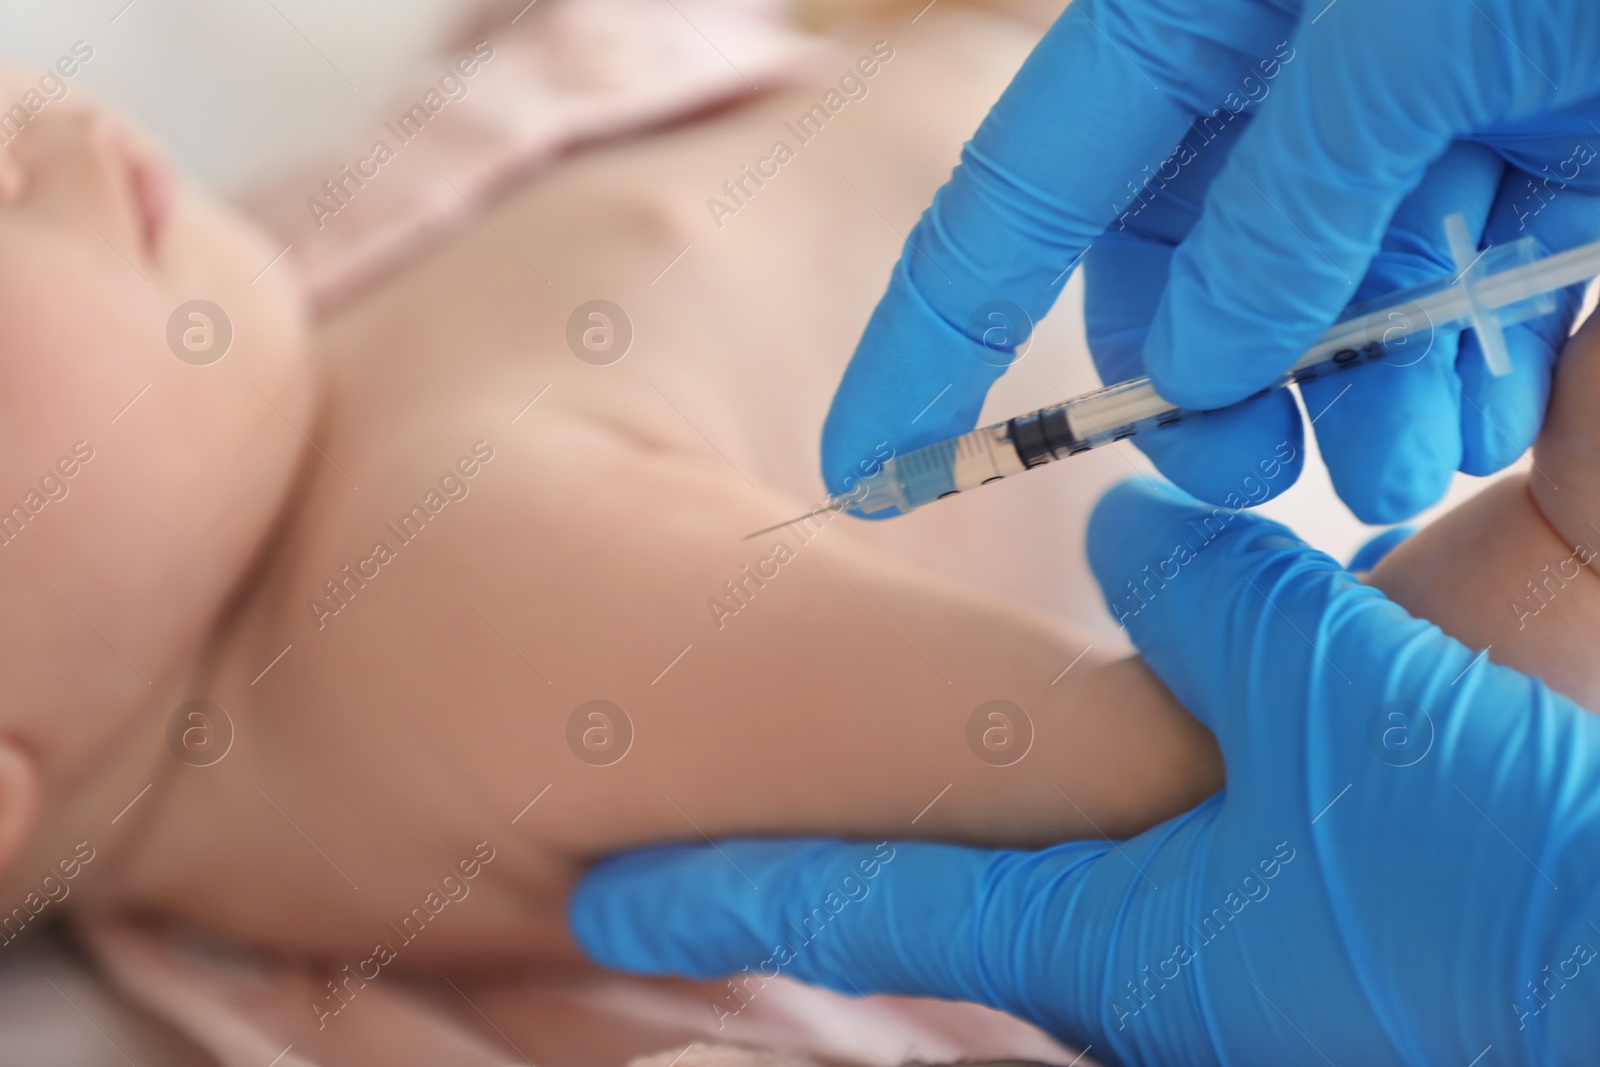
0,739,40,875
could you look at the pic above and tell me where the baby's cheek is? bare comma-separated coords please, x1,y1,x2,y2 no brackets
0,248,163,472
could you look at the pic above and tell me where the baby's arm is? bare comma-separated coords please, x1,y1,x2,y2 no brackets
434,406,1222,855
136,400,1219,967
1365,310,1600,710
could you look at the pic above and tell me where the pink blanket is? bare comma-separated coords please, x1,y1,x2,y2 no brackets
83,921,1084,1067
243,0,828,314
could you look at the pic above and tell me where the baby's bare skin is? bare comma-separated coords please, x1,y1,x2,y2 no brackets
5,1,1597,995
10,10,1219,971
1365,313,1600,713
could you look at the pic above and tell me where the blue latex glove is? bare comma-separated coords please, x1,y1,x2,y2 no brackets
822,0,1600,523
1346,524,1415,573
572,479,1600,1065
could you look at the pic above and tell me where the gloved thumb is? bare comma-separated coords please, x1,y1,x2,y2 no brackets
569,835,1134,1042
1347,525,1415,573
1085,476,1364,755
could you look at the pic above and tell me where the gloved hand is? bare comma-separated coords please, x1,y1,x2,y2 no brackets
1346,524,1415,573
572,479,1600,1066
822,0,1600,523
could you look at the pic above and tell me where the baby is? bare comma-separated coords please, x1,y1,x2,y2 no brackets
0,0,1593,1027
1363,313,1600,715
0,10,1217,979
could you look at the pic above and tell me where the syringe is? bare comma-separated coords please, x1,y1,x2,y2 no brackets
750,216,1600,535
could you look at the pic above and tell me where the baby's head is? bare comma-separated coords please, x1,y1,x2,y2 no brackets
0,70,314,872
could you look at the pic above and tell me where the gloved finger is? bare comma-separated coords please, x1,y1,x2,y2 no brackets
1457,175,1600,475
1346,525,1415,574
1085,227,1303,504
1143,0,1469,411
1300,141,1504,523
1084,112,1242,385
822,0,1299,494
570,839,1072,1018
569,831,1214,1053
1084,476,1520,794
1086,477,1343,752
1114,476,1600,1067
1085,477,1418,770
820,263,1014,515
1083,117,1305,506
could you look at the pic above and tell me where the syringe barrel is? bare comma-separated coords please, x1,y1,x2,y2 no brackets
852,423,1023,515
840,229,1600,520
1015,380,1181,457
850,342,1392,518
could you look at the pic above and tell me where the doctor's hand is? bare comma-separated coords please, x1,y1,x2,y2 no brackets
572,479,1600,1066
822,0,1600,524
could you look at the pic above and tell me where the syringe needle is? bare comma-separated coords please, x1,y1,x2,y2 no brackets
742,515,809,540
742,498,850,540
